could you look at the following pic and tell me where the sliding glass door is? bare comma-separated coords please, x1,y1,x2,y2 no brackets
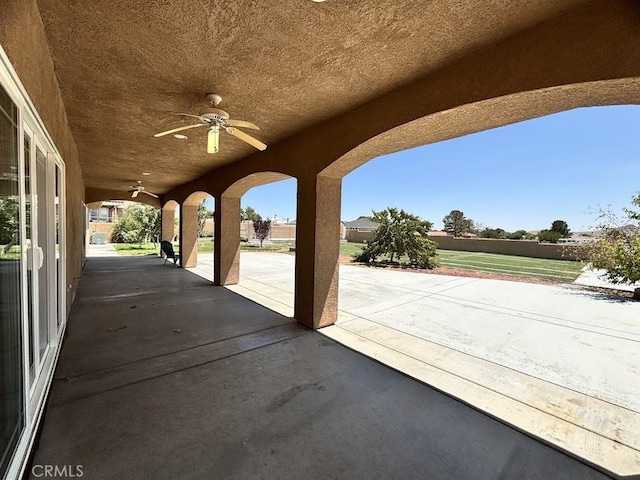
22,122,60,402
0,59,67,478
0,82,24,478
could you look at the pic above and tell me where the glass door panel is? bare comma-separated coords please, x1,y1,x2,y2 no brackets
23,131,35,383
35,147,49,360
55,164,62,329
0,83,24,477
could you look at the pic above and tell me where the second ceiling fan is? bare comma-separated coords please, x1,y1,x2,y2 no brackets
154,94,267,154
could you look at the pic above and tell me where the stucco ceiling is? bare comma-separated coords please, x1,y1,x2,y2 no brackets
35,0,587,195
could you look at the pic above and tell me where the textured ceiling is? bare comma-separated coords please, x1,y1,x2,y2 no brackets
35,0,586,195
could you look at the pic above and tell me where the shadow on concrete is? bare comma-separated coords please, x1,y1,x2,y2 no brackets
564,286,638,304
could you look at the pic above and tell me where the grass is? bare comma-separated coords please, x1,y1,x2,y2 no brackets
112,240,582,283
113,243,160,255
0,245,20,261
338,242,583,283
436,250,583,282
112,240,292,256
240,242,295,253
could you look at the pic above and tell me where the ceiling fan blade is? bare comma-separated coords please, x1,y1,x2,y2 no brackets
153,123,206,138
225,127,267,151
174,112,205,120
141,190,159,198
131,190,139,198
227,119,260,130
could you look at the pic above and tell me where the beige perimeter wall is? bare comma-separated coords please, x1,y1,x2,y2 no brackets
347,232,579,261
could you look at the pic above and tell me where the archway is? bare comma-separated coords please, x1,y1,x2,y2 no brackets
324,104,640,474
180,191,215,271
215,172,296,315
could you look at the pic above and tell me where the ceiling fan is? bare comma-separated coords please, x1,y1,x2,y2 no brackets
128,181,158,199
153,93,267,154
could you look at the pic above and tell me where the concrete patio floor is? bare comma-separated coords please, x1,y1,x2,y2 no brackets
188,251,640,477
28,254,616,479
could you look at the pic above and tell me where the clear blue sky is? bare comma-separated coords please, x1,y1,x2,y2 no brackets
237,105,640,232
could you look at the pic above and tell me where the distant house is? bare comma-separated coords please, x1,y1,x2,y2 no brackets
427,230,449,237
343,216,380,232
343,216,380,242
88,200,126,242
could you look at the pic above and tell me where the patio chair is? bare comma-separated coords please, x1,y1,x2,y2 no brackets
160,240,180,266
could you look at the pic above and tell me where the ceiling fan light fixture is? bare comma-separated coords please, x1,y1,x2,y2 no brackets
207,126,220,154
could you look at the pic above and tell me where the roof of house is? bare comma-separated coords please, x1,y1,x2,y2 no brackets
343,217,380,230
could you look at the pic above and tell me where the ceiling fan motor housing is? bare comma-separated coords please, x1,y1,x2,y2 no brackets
200,107,229,123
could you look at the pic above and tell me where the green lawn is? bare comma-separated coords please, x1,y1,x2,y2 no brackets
112,240,291,256
436,250,583,282
112,240,582,283
338,242,583,283
240,242,295,253
339,242,366,257
113,243,161,255
0,245,20,261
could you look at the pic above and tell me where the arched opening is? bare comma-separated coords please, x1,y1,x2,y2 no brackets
217,173,296,317
324,104,640,472
85,196,163,257
160,199,179,264
180,191,215,273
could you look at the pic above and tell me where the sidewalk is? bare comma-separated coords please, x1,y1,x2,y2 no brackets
573,266,639,292
86,243,120,257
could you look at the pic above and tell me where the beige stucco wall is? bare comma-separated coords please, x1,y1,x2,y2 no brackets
432,237,579,261
345,234,579,260
87,222,115,241
240,221,296,241
345,230,376,244
1,0,85,312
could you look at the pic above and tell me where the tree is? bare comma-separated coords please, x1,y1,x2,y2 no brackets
252,216,271,247
354,207,438,269
480,227,507,239
442,210,473,237
197,200,210,237
470,221,484,236
0,197,19,253
241,206,260,221
507,230,528,240
578,193,640,299
111,204,161,244
537,229,562,243
550,220,571,238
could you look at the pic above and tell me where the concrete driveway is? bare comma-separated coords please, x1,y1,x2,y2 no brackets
190,251,640,476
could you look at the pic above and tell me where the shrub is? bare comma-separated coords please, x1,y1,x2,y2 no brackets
537,230,562,243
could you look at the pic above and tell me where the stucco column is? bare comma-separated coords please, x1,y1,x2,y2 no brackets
294,175,342,329
180,204,199,268
214,195,240,285
161,207,175,258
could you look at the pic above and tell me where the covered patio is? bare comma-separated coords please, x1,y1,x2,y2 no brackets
30,255,610,480
2,0,640,478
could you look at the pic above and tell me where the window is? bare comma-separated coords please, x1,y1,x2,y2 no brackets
89,207,110,223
